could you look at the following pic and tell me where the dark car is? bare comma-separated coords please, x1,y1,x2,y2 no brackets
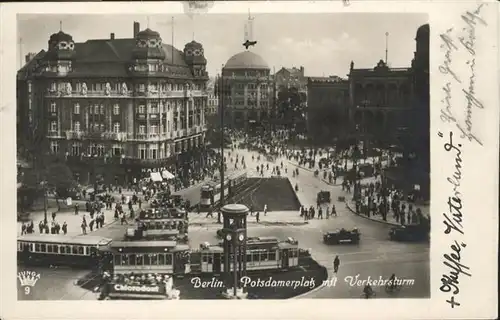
317,191,331,204
323,228,360,245
216,229,224,239
389,224,429,242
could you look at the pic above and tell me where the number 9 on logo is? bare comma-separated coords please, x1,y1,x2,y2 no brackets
24,286,31,295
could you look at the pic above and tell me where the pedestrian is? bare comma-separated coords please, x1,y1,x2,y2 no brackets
325,206,330,219
332,204,337,217
256,211,260,223
81,221,87,235
318,207,323,219
264,204,268,216
333,255,340,273
89,219,94,232
21,224,26,235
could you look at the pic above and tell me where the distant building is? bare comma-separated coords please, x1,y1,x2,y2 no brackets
221,51,274,131
17,22,209,185
206,77,219,116
275,66,307,93
348,59,413,142
306,76,349,142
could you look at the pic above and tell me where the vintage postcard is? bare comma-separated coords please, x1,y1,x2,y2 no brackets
0,1,498,319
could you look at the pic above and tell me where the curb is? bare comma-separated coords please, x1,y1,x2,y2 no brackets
344,201,400,227
291,268,330,299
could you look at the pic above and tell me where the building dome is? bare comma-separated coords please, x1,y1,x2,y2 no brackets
416,24,429,40
224,51,269,70
136,28,161,39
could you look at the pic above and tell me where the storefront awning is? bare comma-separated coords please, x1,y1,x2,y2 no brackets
161,170,175,180
150,172,163,182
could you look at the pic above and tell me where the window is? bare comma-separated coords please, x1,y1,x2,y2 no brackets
138,125,146,134
144,254,151,265
96,144,105,156
28,99,32,110
260,252,269,261
138,105,146,114
50,102,57,113
159,144,165,159
136,254,144,265
150,103,159,113
139,144,146,159
112,144,122,157
150,254,158,265
65,245,71,254
74,103,80,114
73,121,81,132
50,82,57,92
47,245,53,253
35,243,40,252
246,254,252,262
100,105,104,115
40,244,46,252
138,84,145,92
113,104,120,115
149,144,158,159
165,254,173,265
28,82,32,93
121,255,129,265
114,255,121,265
113,122,120,133
129,254,136,265
268,251,276,261
94,105,99,115
150,125,158,135
159,254,166,265
50,121,57,132
71,143,81,156
60,246,66,254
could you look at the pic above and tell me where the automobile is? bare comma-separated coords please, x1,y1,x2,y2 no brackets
317,191,331,204
389,224,429,242
323,228,360,245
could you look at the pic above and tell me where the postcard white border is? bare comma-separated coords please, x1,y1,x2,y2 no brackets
1,1,498,319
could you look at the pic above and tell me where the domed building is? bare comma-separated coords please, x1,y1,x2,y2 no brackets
17,21,210,185
221,51,274,131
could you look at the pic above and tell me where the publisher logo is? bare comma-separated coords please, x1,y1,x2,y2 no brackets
18,271,41,295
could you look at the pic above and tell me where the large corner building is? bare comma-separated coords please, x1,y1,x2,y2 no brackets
17,22,209,185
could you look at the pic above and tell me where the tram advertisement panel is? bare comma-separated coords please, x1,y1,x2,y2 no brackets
108,283,166,296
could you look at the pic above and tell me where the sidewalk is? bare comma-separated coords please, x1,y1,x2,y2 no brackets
187,211,308,227
17,201,144,237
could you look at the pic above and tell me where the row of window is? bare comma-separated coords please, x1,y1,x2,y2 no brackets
51,138,203,158
232,83,269,90
113,253,174,266
17,242,95,256
49,82,206,93
49,101,206,115
50,117,204,134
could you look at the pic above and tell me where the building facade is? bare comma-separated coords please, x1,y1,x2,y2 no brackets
306,76,349,143
221,51,273,131
17,22,209,184
275,66,307,93
348,60,413,144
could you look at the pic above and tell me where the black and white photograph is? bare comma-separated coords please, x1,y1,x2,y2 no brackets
1,1,499,319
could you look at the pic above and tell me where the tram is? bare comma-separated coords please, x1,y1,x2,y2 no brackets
99,240,191,276
199,171,248,210
189,237,300,274
17,234,111,268
125,218,188,242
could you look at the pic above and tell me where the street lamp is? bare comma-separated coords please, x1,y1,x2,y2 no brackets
216,66,230,223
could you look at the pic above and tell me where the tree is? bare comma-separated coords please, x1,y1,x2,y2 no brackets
45,162,77,210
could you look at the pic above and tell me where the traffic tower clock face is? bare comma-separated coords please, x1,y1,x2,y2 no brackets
238,234,245,242
226,234,232,241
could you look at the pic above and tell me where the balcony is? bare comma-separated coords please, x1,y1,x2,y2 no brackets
149,113,160,120
46,89,132,98
132,133,169,141
65,130,84,140
47,131,62,138
48,112,58,118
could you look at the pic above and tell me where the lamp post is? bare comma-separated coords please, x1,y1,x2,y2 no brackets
216,66,229,224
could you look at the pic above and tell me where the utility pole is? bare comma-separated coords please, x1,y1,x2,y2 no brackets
217,68,226,224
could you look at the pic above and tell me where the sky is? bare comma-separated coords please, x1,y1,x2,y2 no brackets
18,13,427,78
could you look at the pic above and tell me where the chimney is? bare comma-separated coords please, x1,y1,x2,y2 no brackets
110,33,115,40
300,66,304,75
133,22,140,37
25,52,36,64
